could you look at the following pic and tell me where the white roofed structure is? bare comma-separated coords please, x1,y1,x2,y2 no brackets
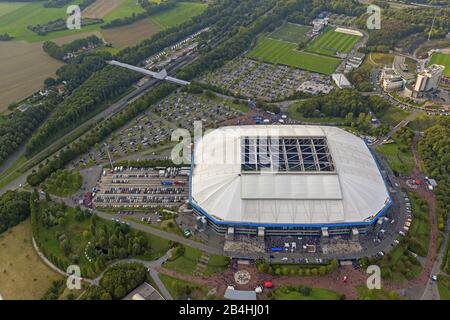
189,125,391,232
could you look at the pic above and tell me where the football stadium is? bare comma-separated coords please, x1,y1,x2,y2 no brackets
189,125,392,237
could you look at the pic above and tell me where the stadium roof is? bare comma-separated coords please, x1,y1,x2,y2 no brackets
190,125,391,226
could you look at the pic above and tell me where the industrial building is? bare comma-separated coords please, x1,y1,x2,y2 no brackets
189,125,392,238
412,64,444,97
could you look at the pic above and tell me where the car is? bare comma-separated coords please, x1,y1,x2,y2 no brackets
377,251,385,257
431,275,438,282
281,257,288,261
399,231,406,236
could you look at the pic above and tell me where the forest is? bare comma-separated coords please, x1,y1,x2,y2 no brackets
0,190,31,235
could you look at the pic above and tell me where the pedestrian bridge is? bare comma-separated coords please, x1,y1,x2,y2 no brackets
108,60,191,86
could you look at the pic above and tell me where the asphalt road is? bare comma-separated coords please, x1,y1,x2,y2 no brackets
0,54,197,196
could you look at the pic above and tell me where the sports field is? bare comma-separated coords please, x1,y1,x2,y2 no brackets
247,37,341,75
269,23,311,44
429,52,450,77
306,27,361,57
150,2,208,29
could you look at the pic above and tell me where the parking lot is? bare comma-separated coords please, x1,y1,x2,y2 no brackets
72,92,245,168
200,58,332,101
93,166,189,209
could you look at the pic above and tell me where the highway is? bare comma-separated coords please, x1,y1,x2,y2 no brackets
0,53,197,195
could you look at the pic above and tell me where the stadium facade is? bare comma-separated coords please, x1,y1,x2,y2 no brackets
189,125,392,237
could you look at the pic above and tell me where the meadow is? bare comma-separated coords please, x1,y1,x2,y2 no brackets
150,1,208,29
306,27,361,56
0,220,63,300
429,52,450,77
269,23,311,44
247,37,341,75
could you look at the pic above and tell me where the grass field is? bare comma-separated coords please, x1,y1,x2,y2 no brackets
158,273,209,300
103,0,145,21
438,275,450,300
83,0,123,19
429,52,450,77
306,27,361,57
272,286,342,300
247,37,341,75
150,2,208,29
164,246,202,275
376,142,415,176
0,220,63,300
269,23,311,44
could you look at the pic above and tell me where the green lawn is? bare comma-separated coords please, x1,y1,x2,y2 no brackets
376,142,414,176
437,275,450,300
150,2,208,29
158,273,209,300
203,255,230,276
272,286,342,300
247,37,341,75
379,106,411,127
164,245,202,275
269,23,312,44
0,2,27,18
0,1,91,42
357,285,401,300
306,27,361,57
429,52,450,77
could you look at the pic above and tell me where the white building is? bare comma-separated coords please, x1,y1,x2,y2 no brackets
189,125,392,236
413,64,444,97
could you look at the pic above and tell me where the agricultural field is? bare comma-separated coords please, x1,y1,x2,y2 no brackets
101,18,161,48
150,1,208,29
0,0,93,42
269,23,312,44
82,0,123,19
0,220,63,300
429,52,450,77
306,27,361,57
0,41,63,112
247,37,341,75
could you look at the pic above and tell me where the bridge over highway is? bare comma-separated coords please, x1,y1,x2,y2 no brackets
108,60,191,86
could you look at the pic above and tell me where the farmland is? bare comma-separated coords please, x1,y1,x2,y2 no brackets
0,220,63,300
101,18,161,48
269,23,311,44
247,37,341,75
306,27,361,57
82,0,123,19
0,41,63,112
150,1,208,29
429,52,450,77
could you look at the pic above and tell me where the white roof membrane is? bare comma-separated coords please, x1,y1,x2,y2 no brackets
191,125,390,225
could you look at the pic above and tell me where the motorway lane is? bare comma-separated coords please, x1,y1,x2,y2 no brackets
0,55,197,196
